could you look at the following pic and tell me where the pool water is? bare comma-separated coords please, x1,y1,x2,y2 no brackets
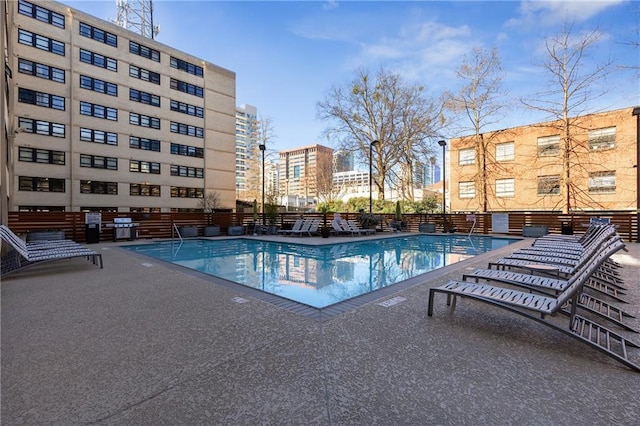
124,235,517,308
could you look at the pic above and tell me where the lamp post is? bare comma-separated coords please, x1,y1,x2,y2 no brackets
259,143,266,226
438,140,447,232
369,140,379,213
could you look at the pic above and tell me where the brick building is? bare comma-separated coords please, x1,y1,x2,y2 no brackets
448,106,640,213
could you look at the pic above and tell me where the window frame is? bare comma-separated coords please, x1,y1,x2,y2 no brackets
588,171,616,194
79,22,117,47
537,135,560,157
589,127,616,151
18,0,65,28
495,142,514,162
495,178,515,198
537,175,561,196
459,148,475,166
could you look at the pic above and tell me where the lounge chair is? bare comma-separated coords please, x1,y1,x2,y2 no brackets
331,219,351,236
278,218,304,235
428,237,640,372
342,219,375,236
1,226,103,276
462,238,637,332
288,219,320,237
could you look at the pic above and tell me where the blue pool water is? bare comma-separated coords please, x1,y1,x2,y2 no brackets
124,235,518,308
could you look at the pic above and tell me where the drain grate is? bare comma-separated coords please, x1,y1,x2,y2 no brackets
378,296,406,307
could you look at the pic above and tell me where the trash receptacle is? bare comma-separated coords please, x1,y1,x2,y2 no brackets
85,223,100,243
561,222,574,235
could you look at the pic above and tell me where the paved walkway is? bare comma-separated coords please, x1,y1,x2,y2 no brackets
2,234,639,425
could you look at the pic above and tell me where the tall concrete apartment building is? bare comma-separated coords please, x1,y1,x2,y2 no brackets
1,0,236,216
449,106,640,213
235,103,258,201
278,144,333,206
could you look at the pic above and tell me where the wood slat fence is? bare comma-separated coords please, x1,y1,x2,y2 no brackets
6,211,639,243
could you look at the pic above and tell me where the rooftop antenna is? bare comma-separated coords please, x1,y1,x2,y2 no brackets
114,0,159,39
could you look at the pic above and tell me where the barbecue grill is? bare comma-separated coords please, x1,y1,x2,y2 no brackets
105,217,139,241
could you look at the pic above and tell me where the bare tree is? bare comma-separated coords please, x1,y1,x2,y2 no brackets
317,68,444,202
198,191,221,212
445,46,508,212
246,116,277,210
522,23,615,213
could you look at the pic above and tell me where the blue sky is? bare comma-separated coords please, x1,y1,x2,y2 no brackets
65,0,638,153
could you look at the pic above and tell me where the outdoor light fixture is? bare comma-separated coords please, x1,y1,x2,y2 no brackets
259,144,266,226
369,140,380,213
438,140,447,232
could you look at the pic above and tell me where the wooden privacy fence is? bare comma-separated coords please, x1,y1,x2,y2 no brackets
6,211,639,243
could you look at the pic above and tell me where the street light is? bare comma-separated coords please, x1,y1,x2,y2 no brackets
438,140,447,232
369,140,379,213
259,143,266,226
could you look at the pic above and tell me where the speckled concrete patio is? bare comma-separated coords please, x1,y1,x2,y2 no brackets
2,234,639,425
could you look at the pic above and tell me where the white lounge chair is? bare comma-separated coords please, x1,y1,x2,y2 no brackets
278,218,304,235
1,225,103,276
428,237,640,372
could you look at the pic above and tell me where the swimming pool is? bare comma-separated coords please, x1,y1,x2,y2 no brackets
124,235,517,308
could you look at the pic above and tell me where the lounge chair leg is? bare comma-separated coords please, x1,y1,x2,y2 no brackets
428,290,435,316
450,295,457,312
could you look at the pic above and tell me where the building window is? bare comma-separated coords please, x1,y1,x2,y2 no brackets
18,117,65,138
18,147,65,165
80,180,118,195
130,160,160,174
495,178,515,197
79,48,117,71
588,171,616,193
80,128,118,145
170,99,203,118
80,101,118,121
459,181,475,198
170,121,203,138
170,56,204,77
79,22,117,47
537,135,560,156
130,183,161,197
129,41,160,62
293,165,301,179
130,136,160,152
80,75,118,96
18,176,65,192
495,142,514,162
129,88,160,107
170,78,203,97
589,127,616,151
18,0,65,28
129,64,160,84
537,175,560,195
170,143,203,158
130,113,160,129
18,58,65,83
18,88,65,110
18,205,66,212
459,148,475,166
171,186,204,198
170,165,204,178
80,154,118,170
18,29,65,55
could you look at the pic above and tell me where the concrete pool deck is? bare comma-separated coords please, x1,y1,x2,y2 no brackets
2,234,640,424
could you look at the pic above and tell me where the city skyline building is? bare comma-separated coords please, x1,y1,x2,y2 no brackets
235,103,258,201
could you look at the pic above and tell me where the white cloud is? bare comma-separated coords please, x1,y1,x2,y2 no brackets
323,1,339,12
506,0,626,28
